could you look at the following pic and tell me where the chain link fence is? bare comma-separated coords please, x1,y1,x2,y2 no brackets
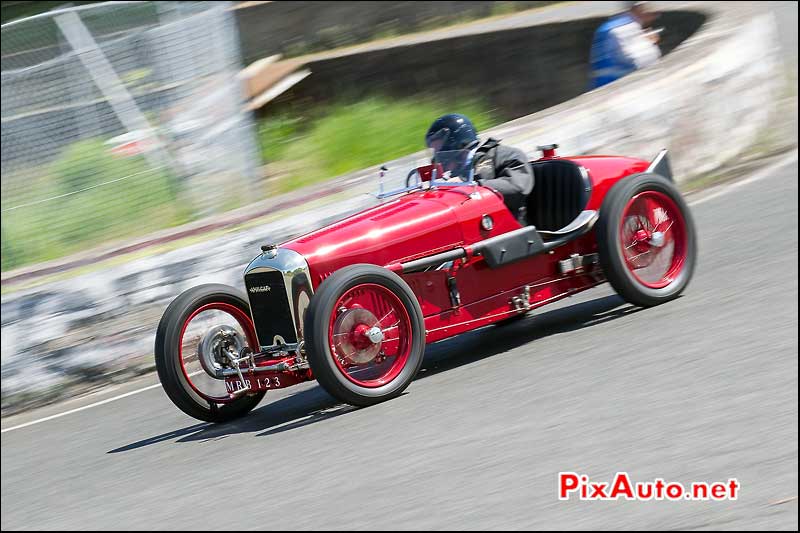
1,1,261,272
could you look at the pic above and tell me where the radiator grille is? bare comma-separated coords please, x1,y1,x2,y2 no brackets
245,270,298,346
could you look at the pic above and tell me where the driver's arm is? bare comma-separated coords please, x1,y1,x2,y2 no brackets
477,146,534,196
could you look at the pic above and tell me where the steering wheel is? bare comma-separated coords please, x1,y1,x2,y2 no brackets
406,168,422,188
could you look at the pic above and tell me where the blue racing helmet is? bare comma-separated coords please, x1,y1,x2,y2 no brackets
425,114,478,153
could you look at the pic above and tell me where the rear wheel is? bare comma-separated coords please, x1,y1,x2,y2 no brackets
596,174,697,307
155,284,265,423
305,265,426,406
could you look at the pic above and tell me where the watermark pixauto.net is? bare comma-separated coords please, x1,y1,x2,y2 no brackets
558,472,740,501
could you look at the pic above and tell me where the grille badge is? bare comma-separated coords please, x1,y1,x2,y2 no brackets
248,285,272,293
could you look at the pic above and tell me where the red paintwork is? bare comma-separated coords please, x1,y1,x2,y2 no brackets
284,186,520,286
416,163,445,182
262,153,655,390
567,155,649,210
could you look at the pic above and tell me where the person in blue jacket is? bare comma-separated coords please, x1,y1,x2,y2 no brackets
590,1,662,89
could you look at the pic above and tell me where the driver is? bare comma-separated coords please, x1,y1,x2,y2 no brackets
425,114,534,218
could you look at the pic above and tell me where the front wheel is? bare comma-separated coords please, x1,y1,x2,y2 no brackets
304,264,426,407
596,173,697,307
155,284,265,422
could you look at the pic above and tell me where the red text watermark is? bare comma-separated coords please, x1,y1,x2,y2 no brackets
558,472,740,501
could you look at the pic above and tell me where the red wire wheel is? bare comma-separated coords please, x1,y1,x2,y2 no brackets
176,302,257,403
305,265,426,407
155,284,265,423
619,190,688,289
328,283,413,387
597,174,697,307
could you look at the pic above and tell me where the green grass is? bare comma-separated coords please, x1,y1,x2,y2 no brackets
259,96,499,193
1,139,185,271
257,115,305,162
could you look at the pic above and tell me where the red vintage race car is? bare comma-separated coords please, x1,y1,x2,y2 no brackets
155,145,696,422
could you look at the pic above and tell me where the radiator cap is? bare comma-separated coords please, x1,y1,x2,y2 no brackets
537,144,559,158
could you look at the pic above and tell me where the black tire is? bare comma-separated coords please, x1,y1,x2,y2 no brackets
154,284,265,423
596,173,697,307
304,264,426,407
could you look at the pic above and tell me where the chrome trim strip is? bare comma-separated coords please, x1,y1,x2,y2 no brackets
578,165,593,193
220,363,286,377
537,210,598,237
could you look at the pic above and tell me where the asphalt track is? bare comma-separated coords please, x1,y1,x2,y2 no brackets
1,153,797,530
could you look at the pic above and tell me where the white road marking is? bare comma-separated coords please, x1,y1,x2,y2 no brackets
2,149,797,434
1,371,203,434
1,383,163,433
